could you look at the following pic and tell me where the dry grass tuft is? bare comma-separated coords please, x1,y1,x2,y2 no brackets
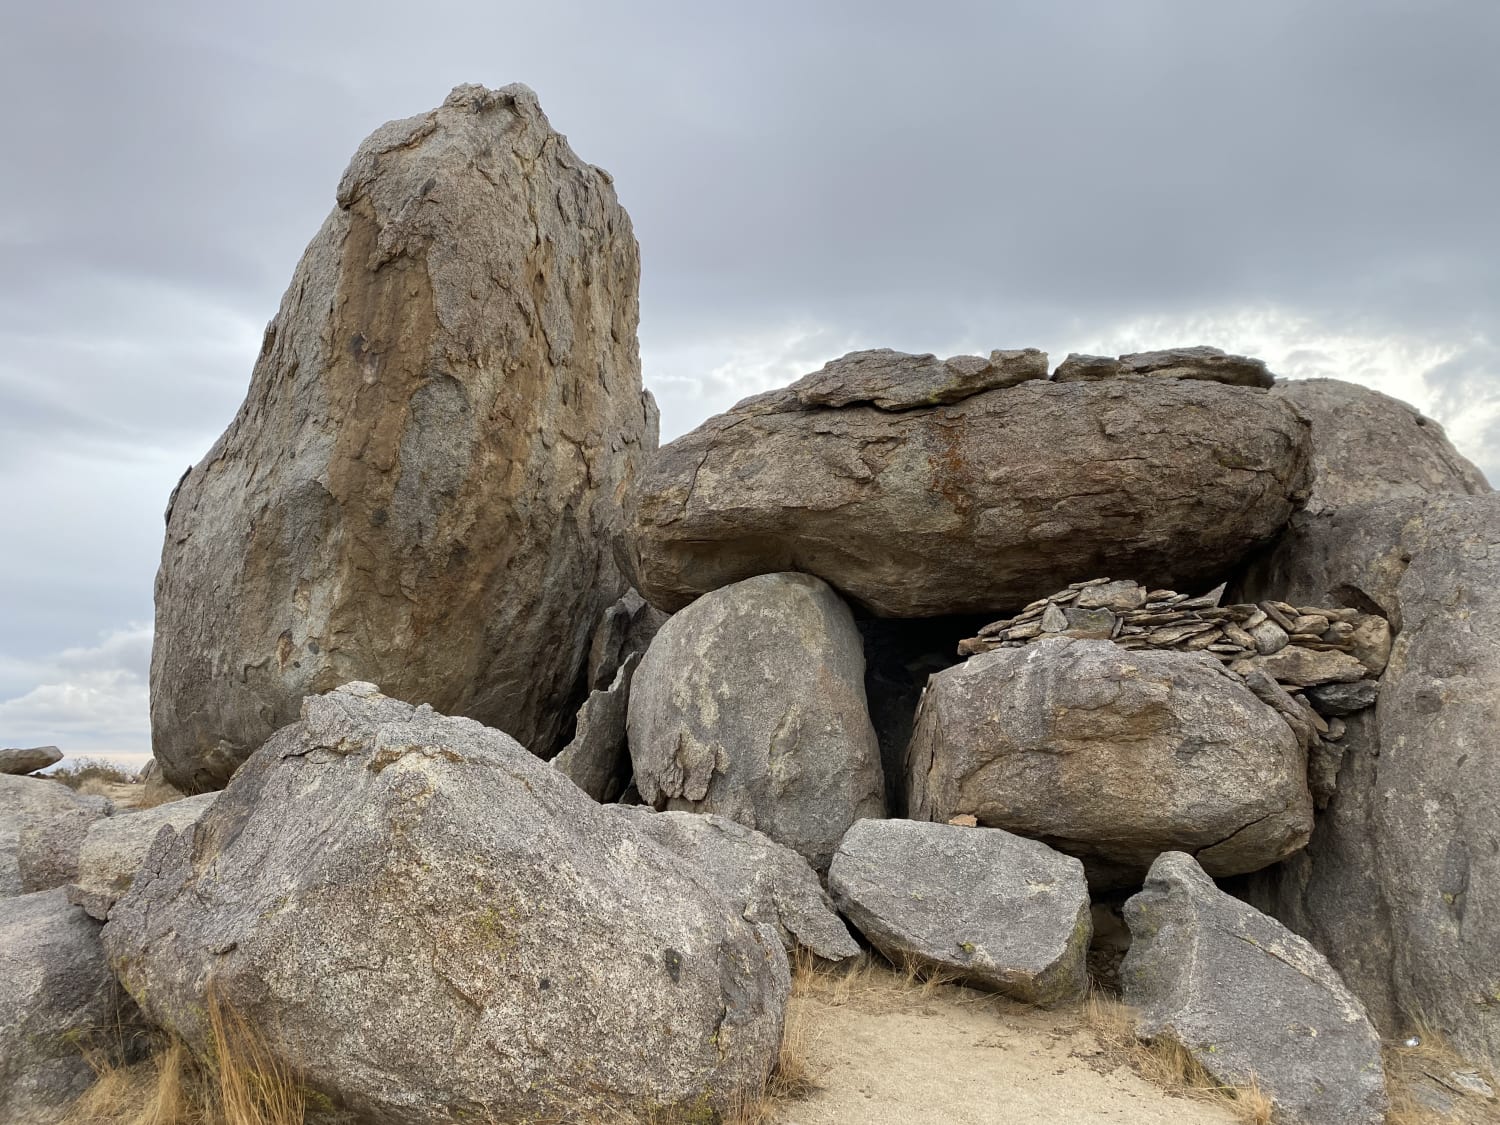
1081,990,1274,1125
48,759,141,790
65,993,306,1125
1383,1019,1498,1125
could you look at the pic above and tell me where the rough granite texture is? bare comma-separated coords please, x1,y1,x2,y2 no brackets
1,889,143,1125
150,83,657,791
105,683,789,1123
627,373,1310,616
0,746,62,775
67,793,219,920
907,638,1312,889
1,776,104,899
610,807,860,961
627,573,886,871
1123,852,1388,1125
828,819,1091,1006
1236,494,1500,1066
1271,378,1488,515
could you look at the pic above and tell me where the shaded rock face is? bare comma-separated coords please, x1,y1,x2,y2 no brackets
610,807,859,961
68,793,219,920
907,638,1312,889
0,746,62,775
828,819,1091,1006
1123,853,1387,1125
1,776,104,899
18,805,110,893
1,890,142,1125
105,684,788,1123
627,373,1310,617
627,573,885,871
150,83,657,792
1272,378,1489,515
1238,495,1500,1065
786,347,1048,410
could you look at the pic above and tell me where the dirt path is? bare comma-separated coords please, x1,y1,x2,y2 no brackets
774,967,1239,1125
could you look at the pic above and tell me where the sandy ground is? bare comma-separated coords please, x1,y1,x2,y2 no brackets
773,967,1239,1125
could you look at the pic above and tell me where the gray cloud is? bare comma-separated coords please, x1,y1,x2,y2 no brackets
2,0,1496,751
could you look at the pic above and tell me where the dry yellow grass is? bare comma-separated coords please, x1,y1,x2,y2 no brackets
1382,1019,1498,1125
64,992,305,1125
1081,990,1273,1125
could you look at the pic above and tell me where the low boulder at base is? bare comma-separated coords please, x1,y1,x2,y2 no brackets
628,572,886,872
827,819,1091,1007
104,683,789,1124
610,807,860,961
1122,852,1387,1125
906,638,1312,888
1,889,142,1125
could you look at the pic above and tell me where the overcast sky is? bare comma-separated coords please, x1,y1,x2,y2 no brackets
3,1,1497,762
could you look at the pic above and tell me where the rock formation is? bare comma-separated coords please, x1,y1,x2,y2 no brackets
105,683,788,1122
627,572,885,871
828,819,1091,1006
1,776,108,899
1237,494,1500,1065
67,793,218,920
907,637,1313,887
1123,852,1388,1125
626,356,1310,616
0,746,62,775
610,807,860,961
150,83,656,791
1,889,142,1125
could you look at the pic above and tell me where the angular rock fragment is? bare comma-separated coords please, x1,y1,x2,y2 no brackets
1231,647,1367,688
1123,852,1388,1125
1051,353,1122,382
151,83,657,791
628,573,885,871
0,746,62,775
828,819,1090,1006
1,889,143,1125
611,807,859,961
786,347,1048,410
68,793,219,920
105,683,789,1122
1118,346,1275,388
1305,680,1381,716
907,638,1312,888
628,375,1311,616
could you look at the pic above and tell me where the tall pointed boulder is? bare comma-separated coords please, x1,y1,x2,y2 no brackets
151,84,656,790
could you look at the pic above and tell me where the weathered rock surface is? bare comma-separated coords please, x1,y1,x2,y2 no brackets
1118,346,1275,388
1272,379,1489,514
1123,852,1387,1125
828,819,1090,1006
0,746,62,775
1,889,141,1125
68,793,219,920
1,776,102,898
785,347,1048,410
584,588,666,692
552,653,638,802
1240,494,1500,1065
611,807,859,961
907,638,1312,888
628,573,885,871
628,373,1309,616
150,83,657,791
18,804,110,893
105,683,788,1122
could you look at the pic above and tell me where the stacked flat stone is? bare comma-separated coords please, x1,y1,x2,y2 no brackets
959,578,1390,730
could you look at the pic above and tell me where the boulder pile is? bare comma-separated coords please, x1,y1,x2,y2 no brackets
9,81,1500,1124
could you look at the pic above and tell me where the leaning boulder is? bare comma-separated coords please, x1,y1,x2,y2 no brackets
828,819,1090,1006
907,638,1312,888
1271,379,1488,515
0,746,62,775
1,889,142,1125
67,793,219,920
627,573,885,871
611,807,859,961
105,683,788,1122
627,369,1309,616
1123,852,1387,1125
150,83,657,791
1,776,104,898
